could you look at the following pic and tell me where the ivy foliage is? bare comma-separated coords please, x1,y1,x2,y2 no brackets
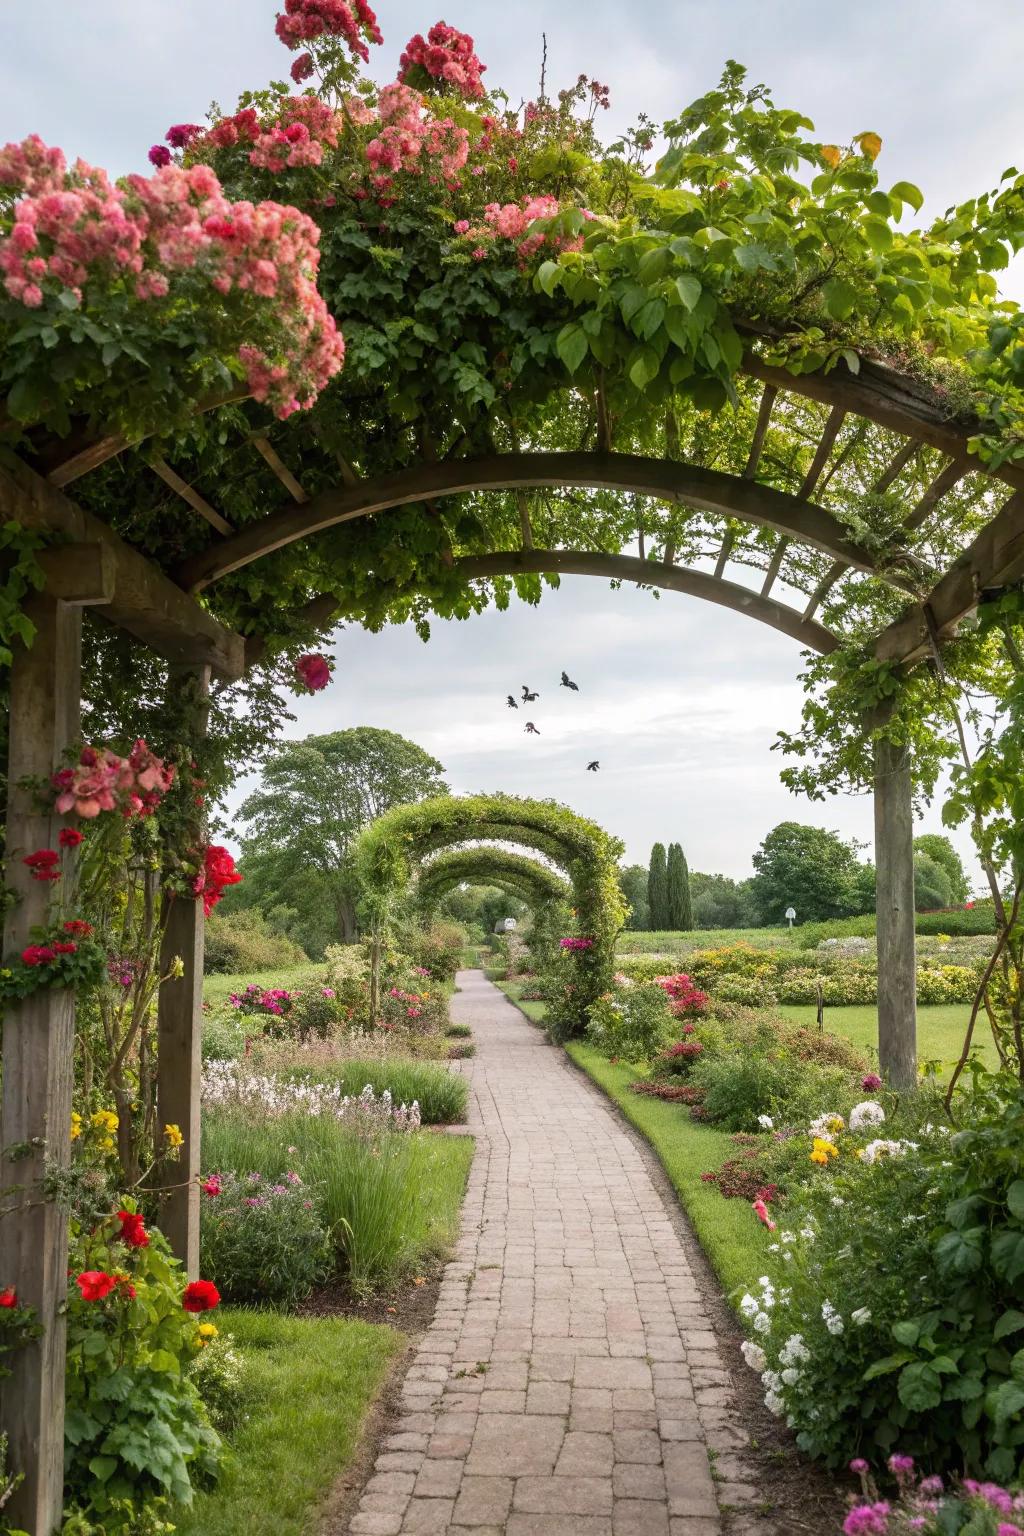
351,792,626,1029
416,846,570,914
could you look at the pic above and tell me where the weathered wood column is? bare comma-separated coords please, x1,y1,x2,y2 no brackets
873,725,918,1090
1,547,112,1535
156,665,210,1275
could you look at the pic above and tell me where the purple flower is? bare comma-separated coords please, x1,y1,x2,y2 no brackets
849,1460,869,1475
148,144,172,168
862,1073,883,1091
888,1455,914,1477
919,1477,943,1497
843,1504,890,1536
964,1483,1014,1514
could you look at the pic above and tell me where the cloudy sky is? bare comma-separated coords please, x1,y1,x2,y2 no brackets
7,1,1023,883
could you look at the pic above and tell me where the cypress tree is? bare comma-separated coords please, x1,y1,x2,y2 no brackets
667,842,693,930
647,842,669,930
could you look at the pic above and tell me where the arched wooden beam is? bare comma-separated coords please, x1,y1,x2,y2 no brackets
454,550,840,654
174,451,886,593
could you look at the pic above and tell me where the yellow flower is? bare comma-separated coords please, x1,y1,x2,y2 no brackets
70,1112,82,1140
91,1109,119,1133
809,1149,830,1166
164,1123,184,1148
198,1322,218,1339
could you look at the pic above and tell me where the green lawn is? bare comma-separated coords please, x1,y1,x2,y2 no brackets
203,964,326,1007
615,927,796,957
776,1001,994,1070
176,1309,401,1536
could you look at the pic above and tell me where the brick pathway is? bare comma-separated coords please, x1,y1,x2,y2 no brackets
348,970,764,1536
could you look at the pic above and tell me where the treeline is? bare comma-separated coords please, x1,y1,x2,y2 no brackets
620,821,975,931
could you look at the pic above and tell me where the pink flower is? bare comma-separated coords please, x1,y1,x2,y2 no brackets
295,653,331,691
888,1455,914,1477
453,219,470,234
148,145,172,168
398,21,486,99
843,1505,890,1536
862,1073,883,1091
849,1459,869,1475
751,1198,776,1231
165,123,202,149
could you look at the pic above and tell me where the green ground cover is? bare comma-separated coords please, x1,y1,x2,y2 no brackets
615,927,795,956
175,1310,401,1536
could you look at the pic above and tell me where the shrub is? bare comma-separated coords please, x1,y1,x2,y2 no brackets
741,1078,1024,1481
63,1206,222,1535
445,1022,472,1038
187,1332,246,1433
288,985,346,1039
615,955,680,983
198,1169,332,1308
407,921,466,983
323,943,370,1012
204,910,308,974
915,903,997,937
447,1040,475,1059
586,981,673,1062
690,1040,853,1132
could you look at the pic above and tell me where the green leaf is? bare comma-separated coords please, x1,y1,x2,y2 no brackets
1006,1179,1024,1218
892,1320,920,1346
148,1349,180,1374
734,242,778,274
627,344,661,390
890,179,924,214
536,261,560,297
897,1361,942,1411
862,218,894,253
89,1456,119,1483
556,323,589,375
863,1352,914,1381
823,278,859,320
675,274,702,311
992,1229,1024,1284
637,246,671,284
994,1308,1024,1341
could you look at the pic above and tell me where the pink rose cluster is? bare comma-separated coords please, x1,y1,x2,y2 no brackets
0,135,344,420
274,0,382,65
52,740,174,820
559,936,594,952
453,195,587,265
398,21,486,100
365,82,469,191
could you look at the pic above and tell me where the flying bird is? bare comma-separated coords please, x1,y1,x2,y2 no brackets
587,760,600,772
524,721,540,735
521,685,539,702
506,694,518,708
561,671,580,692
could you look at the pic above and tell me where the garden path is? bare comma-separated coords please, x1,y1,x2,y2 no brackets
347,970,766,1536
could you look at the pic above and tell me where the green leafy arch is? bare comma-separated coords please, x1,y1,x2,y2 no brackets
416,846,571,916
352,793,626,1033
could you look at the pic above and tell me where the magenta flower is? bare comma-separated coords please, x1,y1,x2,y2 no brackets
843,1504,890,1536
862,1072,883,1091
849,1460,869,1474
148,145,172,168
888,1455,914,1477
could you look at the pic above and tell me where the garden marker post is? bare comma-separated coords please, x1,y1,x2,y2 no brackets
1,548,112,1536
873,721,918,1091
156,664,211,1276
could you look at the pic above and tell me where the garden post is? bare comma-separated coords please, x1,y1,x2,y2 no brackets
0,578,93,1535
873,724,917,1090
156,665,210,1276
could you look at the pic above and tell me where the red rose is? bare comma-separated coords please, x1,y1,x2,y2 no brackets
0,1287,16,1308
116,1209,149,1248
21,945,56,967
59,828,84,848
201,1176,222,1198
52,942,78,955
182,1279,220,1313
23,849,59,871
294,653,331,692
64,920,94,936
77,1270,117,1302
193,845,242,917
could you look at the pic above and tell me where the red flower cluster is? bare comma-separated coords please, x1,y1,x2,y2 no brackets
274,0,382,63
59,827,84,848
365,84,469,189
116,1210,149,1249
193,845,243,916
182,1279,220,1313
22,848,60,882
0,1287,16,1308
201,1175,222,1198
21,945,56,967
399,21,486,100
295,652,332,691
663,1039,703,1060
63,919,93,936
248,97,342,173
655,972,709,1017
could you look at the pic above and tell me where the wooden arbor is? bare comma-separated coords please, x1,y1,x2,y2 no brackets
3,343,1024,1531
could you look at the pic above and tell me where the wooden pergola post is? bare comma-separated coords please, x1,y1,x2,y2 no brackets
873,723,918,1090
1,549,112,1535
156,665,211,1276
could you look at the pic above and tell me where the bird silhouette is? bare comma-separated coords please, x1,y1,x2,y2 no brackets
524,721,540,735
561,671,580,692
587,760,600,772
521,685,539,702
506,694,518,708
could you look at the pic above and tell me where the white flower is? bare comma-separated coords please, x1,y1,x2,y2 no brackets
799,1227,816,1242
779,1334,809,1367
761,1369,782,1394
781,1367,801,1386
781,1231,796,1245
753,1311,771,1335
849,1100,886,1132
862,1138,908,1165
764,1390,785,1417
782,1251,793,1262
740,1340,766,1372
830,1196,846,1208
779,1288,792,1304
851,1307,872,1327
809,1112,845,1137
767,1243,780,1253
757,1114,774,1130
739,1293,759,1320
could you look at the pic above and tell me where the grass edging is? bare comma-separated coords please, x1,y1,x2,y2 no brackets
495,977,765,1301
176,1309,402,1536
